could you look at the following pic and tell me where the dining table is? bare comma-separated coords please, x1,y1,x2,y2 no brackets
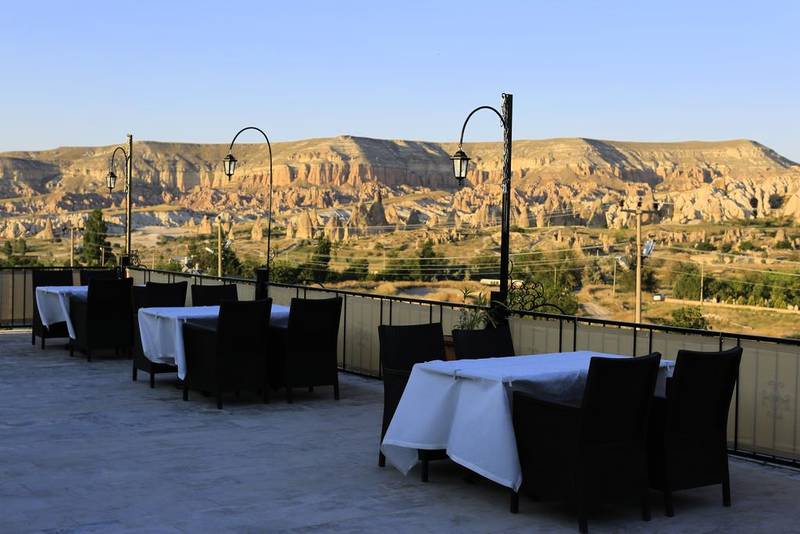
35,285,89,339
138,304,291,380
380,351,675,491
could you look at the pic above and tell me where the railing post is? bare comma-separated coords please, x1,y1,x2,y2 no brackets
648,327,653,354
558,318,563,352
341,295,347,371
11,268,15,327
22,269,27,325
632,326,637,356
572,317,578,351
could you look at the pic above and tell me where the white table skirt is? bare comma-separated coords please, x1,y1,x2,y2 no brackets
35,286,88,339
381,351,675,491
138,304,291,380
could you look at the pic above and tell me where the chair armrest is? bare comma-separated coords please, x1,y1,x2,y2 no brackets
512,390,581,494
184,319,218,334
512,391,581,445
183,322,220,386
69,297,89,342
512,390,581,413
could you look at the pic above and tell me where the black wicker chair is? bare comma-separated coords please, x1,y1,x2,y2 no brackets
79,268,118,286
69,277,134,361
378,322,447,482
512,353,662,533
283,297,342,403
145,281,189,307
132,281,188,387
190,283,238,306
182,299,272,409
452,322,515,359
32,269,74,349
648,346,743,517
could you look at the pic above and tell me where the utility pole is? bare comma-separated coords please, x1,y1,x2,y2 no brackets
217,216,223,278
612,257,617,297
700,262,705,306
621,197,660,324
100,246,105,266
69,226,75,267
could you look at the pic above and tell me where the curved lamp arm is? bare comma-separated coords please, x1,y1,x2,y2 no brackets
226,126,274,271
457,105,506,148
109,146,129,179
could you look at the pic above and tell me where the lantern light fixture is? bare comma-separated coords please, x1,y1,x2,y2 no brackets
449,148,471,186
223,153,237,178
106,171,117,193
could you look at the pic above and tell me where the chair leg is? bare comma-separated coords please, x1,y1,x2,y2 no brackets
420,454,429,483
333,378,340,400
262,385,270,404
32,331,35,345
86,350,92,362
308,386,314,393
217,389,223,410
722,468,732,507
149,372,155,389
510,490,519,514
41,336,46,350
378,451,386,467
641,487,651,521
286,387,293,404
132,361,137,382
69,342,74,357
182,383,189,401
576,481,588,534
664,489,675,517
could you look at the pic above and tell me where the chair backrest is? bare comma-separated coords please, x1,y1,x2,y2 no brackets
452,322,515,359
580,353,661,444
87,278,133,322
79,269,118,286
378,322,445,372
32,269,74,290
286,297,343,358
668,346,743,435
190,284,238,306
217,299,272,359
145,281,188,308
32,269,75,327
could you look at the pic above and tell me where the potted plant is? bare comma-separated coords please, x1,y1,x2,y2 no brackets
447,288,495,359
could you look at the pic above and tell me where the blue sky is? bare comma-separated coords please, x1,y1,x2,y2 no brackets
1,0,798,160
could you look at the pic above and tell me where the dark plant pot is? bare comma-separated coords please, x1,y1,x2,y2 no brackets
444,334,456,361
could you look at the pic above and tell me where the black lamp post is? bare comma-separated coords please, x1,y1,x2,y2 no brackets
107,134,134,266
450,93,514,305
223,127,273,298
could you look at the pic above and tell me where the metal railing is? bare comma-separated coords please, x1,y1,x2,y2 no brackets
2,265,799,468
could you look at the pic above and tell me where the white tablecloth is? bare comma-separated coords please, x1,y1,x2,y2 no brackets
138,304,291,379
35,286,88,339
381,351,675,491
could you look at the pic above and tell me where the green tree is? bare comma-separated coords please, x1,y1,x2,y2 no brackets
12,239,27,255
270,261,303,283
341,257,369,281
186,237,244,276
664,306,709,330
417,239,445,281
82,209,110,266
671,263,701,300
2,241,12,257
299,237,332,283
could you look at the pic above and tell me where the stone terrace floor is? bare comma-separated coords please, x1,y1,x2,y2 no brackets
2,330,800,533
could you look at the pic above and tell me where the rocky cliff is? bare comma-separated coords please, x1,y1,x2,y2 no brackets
1,136,798,236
